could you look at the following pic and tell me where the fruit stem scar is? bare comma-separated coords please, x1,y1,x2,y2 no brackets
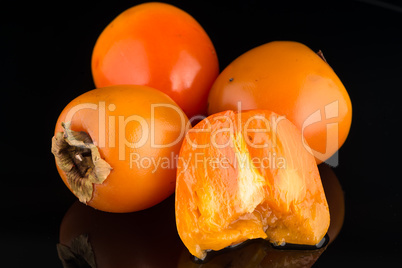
51,122,112,203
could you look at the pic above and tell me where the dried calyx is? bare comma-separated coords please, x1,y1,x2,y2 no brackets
51,122,112,203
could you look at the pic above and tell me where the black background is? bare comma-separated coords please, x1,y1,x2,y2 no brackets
2,0,401,266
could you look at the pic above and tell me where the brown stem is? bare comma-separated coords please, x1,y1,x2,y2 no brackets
317,50,327,63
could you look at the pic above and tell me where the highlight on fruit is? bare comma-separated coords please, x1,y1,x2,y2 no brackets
91,2,219,119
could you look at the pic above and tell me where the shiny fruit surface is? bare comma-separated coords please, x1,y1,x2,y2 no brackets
92,2,219,118
208,41,352,163
52,85,189,212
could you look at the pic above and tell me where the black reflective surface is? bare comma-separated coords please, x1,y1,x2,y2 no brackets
55,164,342,268
2,0,402,267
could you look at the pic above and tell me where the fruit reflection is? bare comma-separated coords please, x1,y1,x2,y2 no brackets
57,165,343,268
57,195,184,268
319,164,345,243
177,164,344,267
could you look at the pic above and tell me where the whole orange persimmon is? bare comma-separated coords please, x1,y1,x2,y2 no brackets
51,85,189,213
175,110,330,260
207,41,352,164
92,2,219,119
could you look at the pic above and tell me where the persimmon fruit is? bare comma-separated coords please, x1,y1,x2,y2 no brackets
207,41,352,164
91,2,219,118
51,85,189,213
175,110,330,260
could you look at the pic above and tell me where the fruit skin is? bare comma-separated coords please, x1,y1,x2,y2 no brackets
92,2,219,119
207,41,352,164
175,110,330,260
53,85,189,213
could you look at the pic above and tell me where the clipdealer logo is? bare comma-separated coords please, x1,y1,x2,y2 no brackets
63,100,341,169
301,100,339,167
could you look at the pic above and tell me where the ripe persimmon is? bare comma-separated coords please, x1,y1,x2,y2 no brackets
91,2,219,119
51,85,189,213
207,41,352,164
175,110,330,260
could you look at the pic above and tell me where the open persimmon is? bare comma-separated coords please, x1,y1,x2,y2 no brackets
175,110,330,260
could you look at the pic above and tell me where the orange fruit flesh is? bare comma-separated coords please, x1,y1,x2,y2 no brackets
175,110,330,260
